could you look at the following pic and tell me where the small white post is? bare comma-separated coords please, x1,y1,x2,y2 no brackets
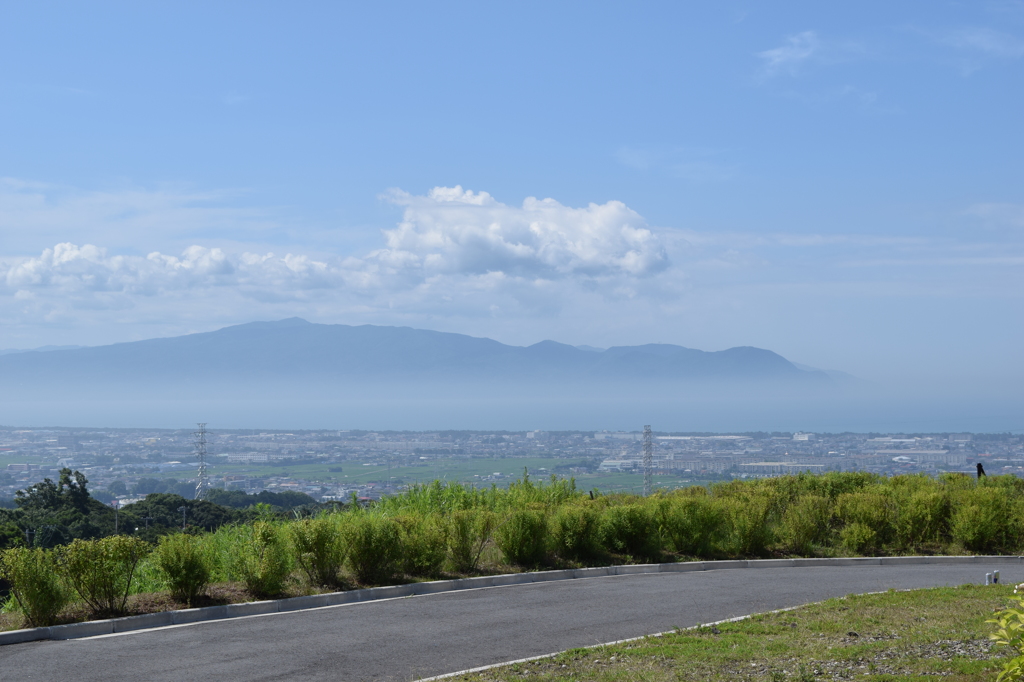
986,573,993,585
994,570,1000,584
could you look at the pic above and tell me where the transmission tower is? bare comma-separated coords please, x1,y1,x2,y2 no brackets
643,425,653,497
194,423,210,500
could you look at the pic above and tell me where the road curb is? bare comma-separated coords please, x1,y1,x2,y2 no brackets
1,554,1018,646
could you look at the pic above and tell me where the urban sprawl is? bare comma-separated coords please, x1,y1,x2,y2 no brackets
1,429,1019,506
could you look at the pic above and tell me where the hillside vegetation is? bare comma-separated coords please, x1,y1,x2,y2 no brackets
2,470,1023,629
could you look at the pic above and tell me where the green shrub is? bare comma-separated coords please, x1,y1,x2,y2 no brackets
840,522,877,555
290,516,346,588
444,510,495,574
60,536,149,616
720,495,775,557
660,496,727,558
551,504,604,562
154,533,213,605
893,491,948,549
836,491,894,549
396,514,446,577
602,504,661,561
950,487,1019,554
495,509,548,567
557,501,602,561
231,521,292,597
779,495,832,555
345,515,403,585
0,547,69,626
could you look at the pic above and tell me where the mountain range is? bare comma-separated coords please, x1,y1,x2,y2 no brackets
0,318,830,394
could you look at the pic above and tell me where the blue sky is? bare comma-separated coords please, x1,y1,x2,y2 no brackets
1,1,1022,389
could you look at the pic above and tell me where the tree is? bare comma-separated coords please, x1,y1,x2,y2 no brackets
16,468,91,514
132,477,196,498
205,489,317,511
121,494,241,536
11,469,116,546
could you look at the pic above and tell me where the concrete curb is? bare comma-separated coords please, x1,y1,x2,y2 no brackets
1,554,1018,646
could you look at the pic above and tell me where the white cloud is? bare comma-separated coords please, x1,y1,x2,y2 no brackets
0,187,669,316
757,31,820,76
380,186,667,278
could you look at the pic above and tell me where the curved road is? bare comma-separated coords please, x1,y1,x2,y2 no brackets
0,564,1010,681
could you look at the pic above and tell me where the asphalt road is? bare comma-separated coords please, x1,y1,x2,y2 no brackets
0,564,1009,682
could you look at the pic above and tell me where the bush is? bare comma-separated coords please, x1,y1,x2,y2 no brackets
601,504,661,561
0,547,69,626
836,491,894,550
893,491,948,549
720,495,775,557
660,496,727,558
950,487,1020,554
289,516,346,588
154,533,213,605
345,515,403,585
231,521,292,597
444,510,495,574
60,536,149,616
839,522,877,555
779,495,832,555
396,515,446,578
495,509,548,567
551,504,604,562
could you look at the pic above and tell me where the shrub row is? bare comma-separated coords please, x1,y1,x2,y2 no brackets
0,536,149,626
4,472,1024,629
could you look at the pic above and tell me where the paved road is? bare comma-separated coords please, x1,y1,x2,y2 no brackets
0,564,1010,681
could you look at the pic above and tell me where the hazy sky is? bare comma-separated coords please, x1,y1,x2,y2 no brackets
1,1,1022,387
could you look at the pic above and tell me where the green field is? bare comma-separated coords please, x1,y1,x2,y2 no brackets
203,456,702,493
0,454,46,468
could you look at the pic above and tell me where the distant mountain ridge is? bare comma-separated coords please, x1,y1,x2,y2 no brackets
0,318,830,397
0,345,86,356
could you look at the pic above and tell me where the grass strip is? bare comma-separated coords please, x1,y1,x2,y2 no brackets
445,584,1013,682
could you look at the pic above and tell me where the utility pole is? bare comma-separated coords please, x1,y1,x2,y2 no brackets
111,499,119,534
194,423,210,500
643,425,653,497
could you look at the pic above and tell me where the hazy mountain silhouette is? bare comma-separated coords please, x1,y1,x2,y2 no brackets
0,318,828,396
0,345,86,356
